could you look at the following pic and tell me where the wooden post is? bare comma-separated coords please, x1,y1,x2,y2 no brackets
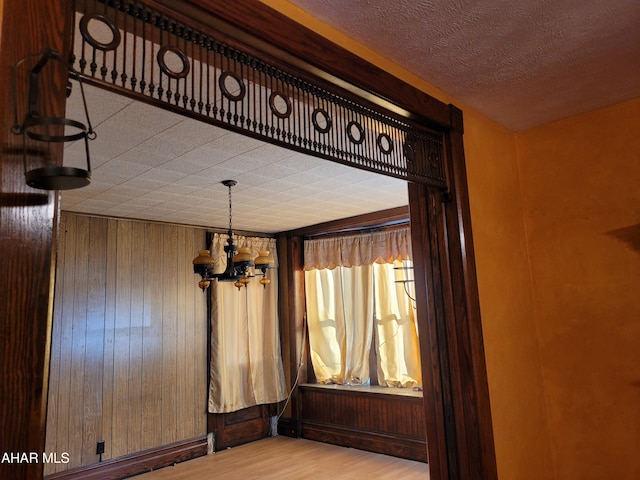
0,1,72,479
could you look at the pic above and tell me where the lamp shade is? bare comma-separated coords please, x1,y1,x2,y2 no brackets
193,250,216,278
232,247,254,268
254,251,274,270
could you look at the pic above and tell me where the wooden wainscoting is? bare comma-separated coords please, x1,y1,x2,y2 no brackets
44,213,208,476
208,404,277,450
299,384,428,462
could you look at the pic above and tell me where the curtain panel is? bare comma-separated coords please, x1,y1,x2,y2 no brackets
305,265,374,385
208,234,286,413
304,225,412,270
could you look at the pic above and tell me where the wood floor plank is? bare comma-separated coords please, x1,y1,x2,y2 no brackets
133,437,429,479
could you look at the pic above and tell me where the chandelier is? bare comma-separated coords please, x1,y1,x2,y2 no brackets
192,180,274,291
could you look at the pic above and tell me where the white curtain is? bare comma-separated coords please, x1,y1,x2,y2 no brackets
373,260,421,387
305,265,373,384
304,226,421,387
208,234,286,413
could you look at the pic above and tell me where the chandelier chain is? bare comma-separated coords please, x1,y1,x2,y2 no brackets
228,183,233,234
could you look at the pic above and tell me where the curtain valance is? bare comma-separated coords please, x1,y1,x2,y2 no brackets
304,225,411,270
210,233,278,272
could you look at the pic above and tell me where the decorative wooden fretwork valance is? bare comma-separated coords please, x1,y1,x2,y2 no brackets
71,0,447,188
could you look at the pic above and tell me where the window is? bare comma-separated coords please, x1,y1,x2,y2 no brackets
303,227,421,388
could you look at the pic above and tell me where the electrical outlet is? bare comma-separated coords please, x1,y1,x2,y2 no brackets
96,441,105,455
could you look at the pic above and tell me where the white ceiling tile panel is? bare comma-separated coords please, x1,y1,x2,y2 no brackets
125,197,171,208
136,168,189,183
115,147,172,168
205,132,265,157
118,177,167,191
178,145,233,166
103,185,148,198
160,158,212,175
156,184,202,196
93,159,150,178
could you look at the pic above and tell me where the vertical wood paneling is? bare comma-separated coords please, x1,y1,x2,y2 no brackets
141,223,164,450
55,214,77,473
176,227,190,439
102,218,119,461
128,221,146,454
69,215,89,469
46,213,207,474
83,217,107,465
161,224,178,445
113,220,133,458
300,386,427,461
185,230,196,434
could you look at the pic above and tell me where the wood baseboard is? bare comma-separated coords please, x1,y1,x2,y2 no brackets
44,436,208,480
302,421,428,462
276,416,300,438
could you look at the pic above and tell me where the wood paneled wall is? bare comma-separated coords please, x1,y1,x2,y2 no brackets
299,385,427,462
44,212,208,475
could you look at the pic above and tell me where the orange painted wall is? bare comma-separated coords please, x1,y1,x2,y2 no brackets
516,99,640,480
463,109,555,480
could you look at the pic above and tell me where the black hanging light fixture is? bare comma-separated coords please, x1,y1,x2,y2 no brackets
11,48,95,190
192,180,274,290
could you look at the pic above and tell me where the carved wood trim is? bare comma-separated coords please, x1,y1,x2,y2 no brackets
71,0,447,187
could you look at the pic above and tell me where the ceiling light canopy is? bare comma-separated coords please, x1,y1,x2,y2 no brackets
192,180,274,290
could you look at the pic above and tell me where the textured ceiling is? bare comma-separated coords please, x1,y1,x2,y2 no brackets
288,0,640,130
62,85,408,232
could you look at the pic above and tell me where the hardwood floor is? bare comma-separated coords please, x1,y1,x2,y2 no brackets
134,436,430,479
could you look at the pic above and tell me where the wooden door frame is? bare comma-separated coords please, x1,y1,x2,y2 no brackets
176,2,497,479
0,1,497,479
0,1,74,479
